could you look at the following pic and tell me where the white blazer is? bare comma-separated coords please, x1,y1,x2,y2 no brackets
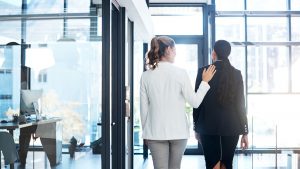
140,62,210,140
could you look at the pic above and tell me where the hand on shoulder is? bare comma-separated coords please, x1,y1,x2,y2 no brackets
202,65,216,82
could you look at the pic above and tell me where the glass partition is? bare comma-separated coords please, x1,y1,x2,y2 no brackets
0,0,103,168
26,42,102,144
0,46,21,119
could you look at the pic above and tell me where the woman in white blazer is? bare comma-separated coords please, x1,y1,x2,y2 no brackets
140,36,216,169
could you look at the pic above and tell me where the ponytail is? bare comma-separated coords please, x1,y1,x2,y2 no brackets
146,36,175,70
213,40,237,106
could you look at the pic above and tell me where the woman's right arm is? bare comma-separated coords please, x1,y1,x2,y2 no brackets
182,65,216,108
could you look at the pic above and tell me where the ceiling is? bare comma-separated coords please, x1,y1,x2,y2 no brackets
149,0,210,3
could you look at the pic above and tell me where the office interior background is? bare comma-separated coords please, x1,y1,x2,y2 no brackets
0,0,300,168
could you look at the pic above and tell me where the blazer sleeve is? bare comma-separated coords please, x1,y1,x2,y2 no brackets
181,70,210,108
236,71,249,134
140,75,149,130
193,68,203,130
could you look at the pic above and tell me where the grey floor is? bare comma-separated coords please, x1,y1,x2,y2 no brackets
1,151,300,169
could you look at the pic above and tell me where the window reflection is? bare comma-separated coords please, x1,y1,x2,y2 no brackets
26,20,63,43
27,42,102,144
67,0,91,13
0,46,21,119
27,0,64,14
66,19,91,42
247,46,289,93
248,17,288,42
0,21,21,44
0,0,22,15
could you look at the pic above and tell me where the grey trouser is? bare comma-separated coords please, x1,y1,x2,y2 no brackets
147,139,188,169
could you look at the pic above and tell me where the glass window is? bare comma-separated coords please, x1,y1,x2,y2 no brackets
0,21,21,44
292,47,300,92
291,17,300,41
215,0,244,11
26,20,63,43
228,46,246,82
150,7,203,35
291,0,300,10
26,42,102,144
216,17,245,42
27,0,64,14
66,19,91,42
67,0,91,13
247,46,289,93
174,44,198,85
248,94,300,147
133,41,144,150
0,46,21,119
247,17,288,42
0,0,21,15
173,44,198,148
247,0,287,11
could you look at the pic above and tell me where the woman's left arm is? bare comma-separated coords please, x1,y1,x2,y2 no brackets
236,71,248,135
236,71,249,149
140,75,149,130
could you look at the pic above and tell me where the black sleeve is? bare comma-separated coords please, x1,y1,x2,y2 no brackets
236,71,248,134
193,68,203,130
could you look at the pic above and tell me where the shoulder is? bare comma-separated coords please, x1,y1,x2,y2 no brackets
140,69,152,81
197,64,213,73
232,67,242,76
231,67,243,82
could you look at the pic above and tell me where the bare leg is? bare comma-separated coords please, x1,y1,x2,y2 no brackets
213,161,221,169
220,162,227,169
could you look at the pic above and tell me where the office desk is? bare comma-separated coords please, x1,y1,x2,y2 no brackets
0,117,62,167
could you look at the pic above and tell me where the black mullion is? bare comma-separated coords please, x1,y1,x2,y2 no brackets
102,0,111,168
129,20,134,169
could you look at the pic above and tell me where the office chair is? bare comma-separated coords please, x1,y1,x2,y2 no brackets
0,132,19,168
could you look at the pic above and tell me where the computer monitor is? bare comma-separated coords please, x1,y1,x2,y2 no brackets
20,89,43,116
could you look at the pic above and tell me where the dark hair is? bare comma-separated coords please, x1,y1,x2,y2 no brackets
6,42,20,46
146,36,175,69
214,40,236,106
